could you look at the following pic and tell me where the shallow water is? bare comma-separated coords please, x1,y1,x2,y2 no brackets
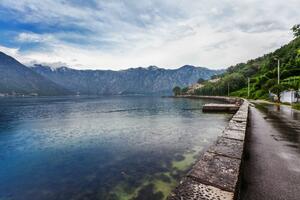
0,96,231,200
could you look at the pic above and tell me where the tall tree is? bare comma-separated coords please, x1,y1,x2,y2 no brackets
172,86,181,96
270,84,287,103
291,24,300,38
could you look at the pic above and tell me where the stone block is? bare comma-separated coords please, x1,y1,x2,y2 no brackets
208,137,244,159
168,178,234,200
227,121,246,131
188,152,241,192
222,129,245,141
231,116,247,123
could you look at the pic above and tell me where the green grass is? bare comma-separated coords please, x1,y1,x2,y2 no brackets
230,88,248,97
292,103,300,110
230,87,270,100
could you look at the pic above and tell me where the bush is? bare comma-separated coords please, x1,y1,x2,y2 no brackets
230,88,248,97
253,89,269,100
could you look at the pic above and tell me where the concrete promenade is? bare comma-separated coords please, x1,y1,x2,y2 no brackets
241,103,300,200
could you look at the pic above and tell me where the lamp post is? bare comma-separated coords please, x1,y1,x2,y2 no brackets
248,77,250,98
227,83,230,96
274,58,280,84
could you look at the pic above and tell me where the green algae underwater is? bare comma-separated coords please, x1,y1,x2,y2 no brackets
110,145,205,200
0,96,231,200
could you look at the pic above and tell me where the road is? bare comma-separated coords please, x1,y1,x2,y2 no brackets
241,102,300,200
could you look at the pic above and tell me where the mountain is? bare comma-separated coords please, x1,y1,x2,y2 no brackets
0,52,72,96
31,65,224,95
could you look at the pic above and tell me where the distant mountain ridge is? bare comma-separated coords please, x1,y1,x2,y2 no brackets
32,64,224,95
0,52,72,96
0,51,224,96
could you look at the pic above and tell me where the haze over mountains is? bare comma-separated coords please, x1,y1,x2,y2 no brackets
0,51,223,96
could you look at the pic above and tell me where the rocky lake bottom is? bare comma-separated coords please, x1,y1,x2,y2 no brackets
0,96,231,200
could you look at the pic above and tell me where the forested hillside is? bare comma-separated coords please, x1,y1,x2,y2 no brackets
185,25,300,101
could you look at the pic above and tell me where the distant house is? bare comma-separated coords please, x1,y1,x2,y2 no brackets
280,90,299,103
269,90,299,103
186,83,204,94
208,78,220,83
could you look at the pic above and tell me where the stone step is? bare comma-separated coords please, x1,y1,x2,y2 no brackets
202,104,240,113
168,177,234,200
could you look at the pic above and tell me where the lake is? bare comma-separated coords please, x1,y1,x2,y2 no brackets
0,96,231,200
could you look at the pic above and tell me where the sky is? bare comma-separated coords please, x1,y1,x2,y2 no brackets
0,0,299,70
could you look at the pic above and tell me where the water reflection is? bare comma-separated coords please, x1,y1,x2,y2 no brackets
0,96,230,200
254,103,300,153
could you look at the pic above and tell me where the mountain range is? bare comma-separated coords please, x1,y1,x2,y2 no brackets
0,52,71,96
0,51,224,96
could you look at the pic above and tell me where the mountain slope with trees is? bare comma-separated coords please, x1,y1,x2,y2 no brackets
183,25,300,101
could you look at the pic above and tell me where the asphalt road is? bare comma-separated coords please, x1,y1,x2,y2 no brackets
241,103,300,200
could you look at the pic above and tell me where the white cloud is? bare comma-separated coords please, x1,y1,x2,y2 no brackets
0,0,299,70
17,32,54,43
0,45,19,58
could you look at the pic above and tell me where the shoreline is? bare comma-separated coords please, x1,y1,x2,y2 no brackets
168,96,249,200
166,95,241,104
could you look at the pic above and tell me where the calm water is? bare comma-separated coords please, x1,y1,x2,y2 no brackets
0,96,231,200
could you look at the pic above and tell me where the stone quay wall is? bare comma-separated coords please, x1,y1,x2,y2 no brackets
168,96,249,200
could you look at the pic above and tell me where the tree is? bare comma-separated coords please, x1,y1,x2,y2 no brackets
296,49,300,66
172,86,181,96
291,24,300,38
181,87,189,94
210,75,219,79
270,84,286,103
262,79,277,91
197,78,205,84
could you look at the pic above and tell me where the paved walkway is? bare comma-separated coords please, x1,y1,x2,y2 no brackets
241,103,300,200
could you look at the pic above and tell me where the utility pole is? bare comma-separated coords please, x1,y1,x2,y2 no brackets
248,78,250,98
273,57,280,84
277,59,280,84
227,83,230,96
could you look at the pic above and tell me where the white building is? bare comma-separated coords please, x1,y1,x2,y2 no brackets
280,90,299,103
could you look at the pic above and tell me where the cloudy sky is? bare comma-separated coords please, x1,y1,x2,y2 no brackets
0,0,299,70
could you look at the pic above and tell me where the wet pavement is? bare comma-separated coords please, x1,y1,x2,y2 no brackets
241,102,300,200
